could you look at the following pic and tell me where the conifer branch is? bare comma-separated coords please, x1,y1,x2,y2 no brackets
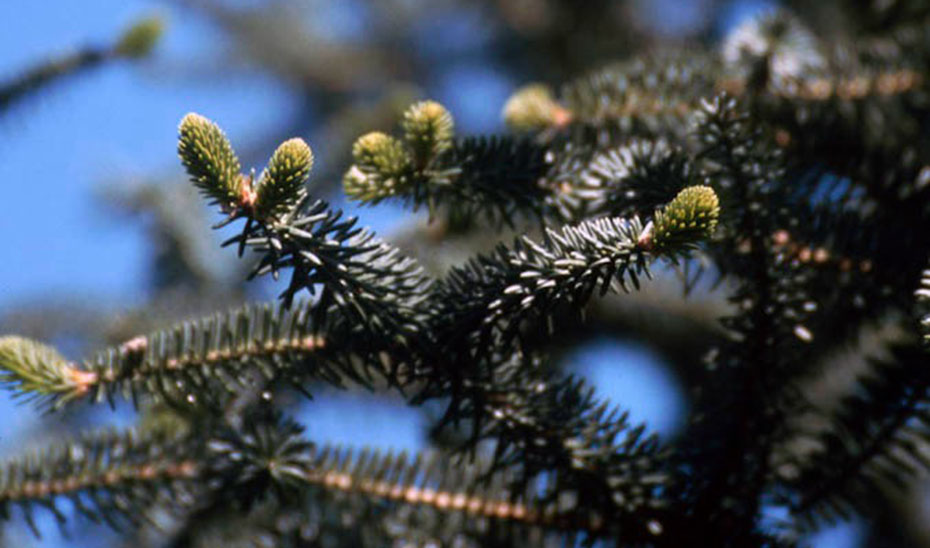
0,337,97,404
344,101,559,225
177,113,432,350
782,269,930,528
430,185,719,349
578,138,698,219
440,358,671,538
8,5,930,543
784,342,930,530
0,16,163,115
296,445,619,535
502,12,924,156
0,427,198,534
0,302,342,409
513,53,720,143
667,95,806,542
0,191,719,411
0,413,659,540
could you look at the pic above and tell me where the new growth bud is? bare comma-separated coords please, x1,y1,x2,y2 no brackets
255,138,314,219
0,336,97,398
502,84,572,131
343,132,413,202
648,185,720,251
115,15,165,58
178,113,242,210
402,100,454,165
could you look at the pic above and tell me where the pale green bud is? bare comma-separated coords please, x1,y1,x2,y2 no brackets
255,138,314,219
178,113,242,209
650,185,720,251
402,100,454,165
344,132,413,202
115,15,165,58
502,84,572,131
0,336,97,398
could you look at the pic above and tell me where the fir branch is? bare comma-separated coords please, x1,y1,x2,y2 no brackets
784,342,930,531
431,185,719,349
345,100,694,227
0,427,199,534
177,113,432,349
668,95,804,542
171,412,624,546
533,52,721,144
578,138,697,219
0,16,163,115
9,6,930,544
782,268,930,529
0,413,662,542
344,101,557,226
438,136,556,226
0,301,354,409
185,432,649,545
437,356,672,541
0,49,107,114
502,18,924,160
294,441,657,538
0,414,313,536
230,195,432,342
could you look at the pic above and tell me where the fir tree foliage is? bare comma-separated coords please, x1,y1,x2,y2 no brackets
344,100,559,225
2,3,930,546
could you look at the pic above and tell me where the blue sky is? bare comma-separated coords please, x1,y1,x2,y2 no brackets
0,1,861,546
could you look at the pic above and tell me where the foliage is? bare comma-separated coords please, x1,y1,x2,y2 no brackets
2,3,930,546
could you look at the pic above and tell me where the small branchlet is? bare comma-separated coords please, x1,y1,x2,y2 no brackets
0,301,340,410
0,336,97,402
721,8,823,91
0,426,199,534
178,113,243,211
343,100,558,225
435,186,720,348
343,101,454,204
640,185,720,252
114,15,165,58
578,139,696,218
177,114,431,349
502,83,572,131
0,15,164,115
